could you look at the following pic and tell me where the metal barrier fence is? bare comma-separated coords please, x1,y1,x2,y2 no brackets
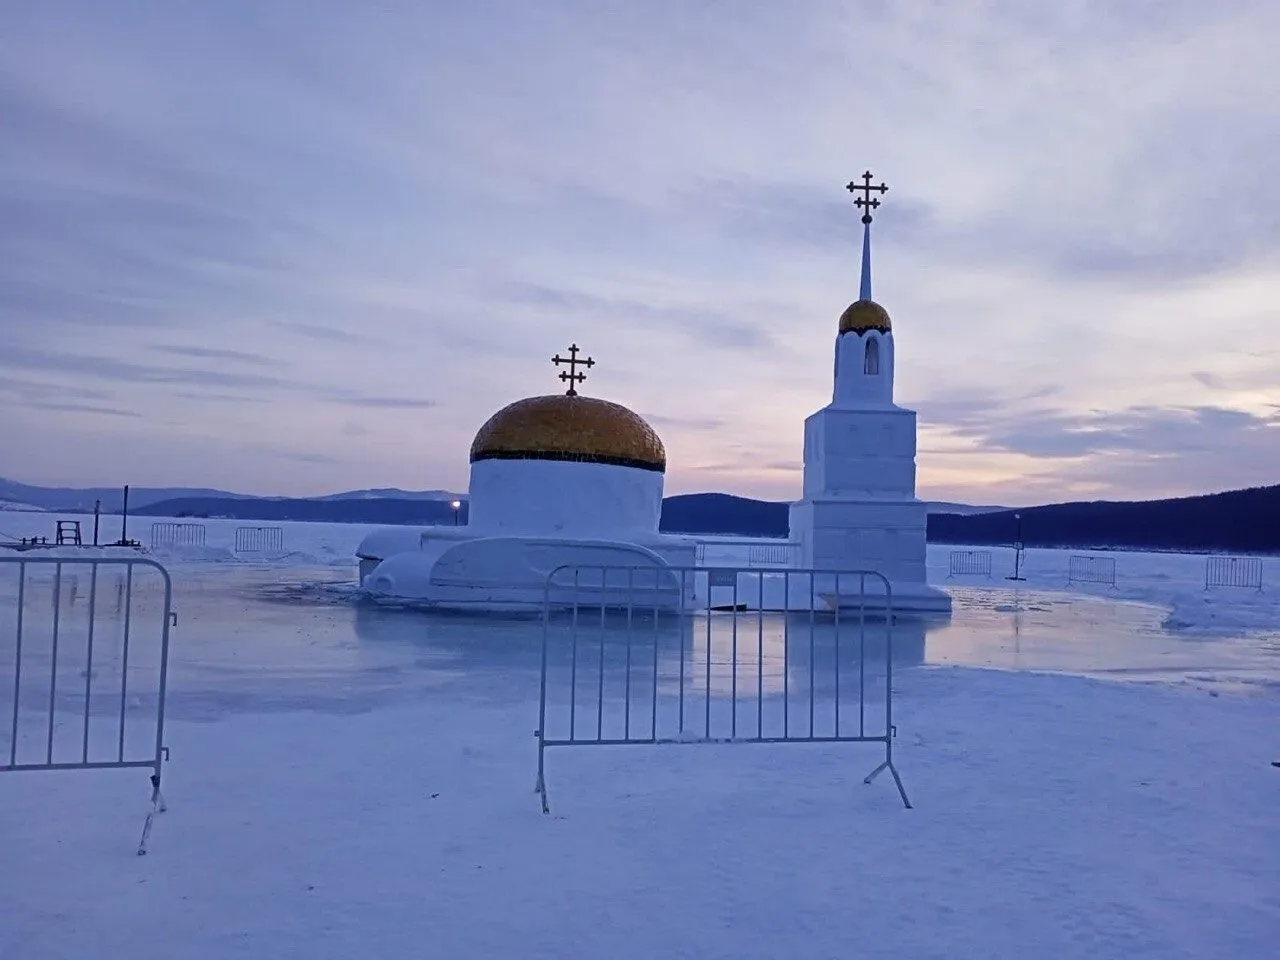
1205,556,1264,591
948,549,992,578
535,565,910,815
150,522,206,549
1,556,174,855
745,542,799,566
1068,554,1117,587
694,540,800,568
234,525,285,555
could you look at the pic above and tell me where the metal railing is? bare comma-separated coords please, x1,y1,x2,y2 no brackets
694,540,800,568
234,525,285,555
1,556,175,855
535,564,910,814
1067,554,1116,587
150,521,206,549
1205,556,1264,591
948,549,993,578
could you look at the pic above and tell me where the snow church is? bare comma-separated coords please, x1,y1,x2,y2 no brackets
357,175,951,615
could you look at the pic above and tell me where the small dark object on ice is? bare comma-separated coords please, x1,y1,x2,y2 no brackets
1272,761,1280,768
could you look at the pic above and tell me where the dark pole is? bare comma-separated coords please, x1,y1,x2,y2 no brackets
1015,513,1022,579
120,484,130,544
1006,511,1026,582
93,499,101,546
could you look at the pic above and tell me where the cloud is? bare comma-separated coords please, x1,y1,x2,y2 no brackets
152,345,279,366
914,391,1280,502
489,281,782,353
324,394,438,409
170,391,271,404
27,401,143,418
642,414,727,431
0,375,114,402
266,320,370,345
0,0,1276,501
919,394,1278,461
0,345,437,421
0,345,294,390
281,451,343,465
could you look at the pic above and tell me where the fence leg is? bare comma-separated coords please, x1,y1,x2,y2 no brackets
863,753,913,809
535,738,550,815
536,771,550,815
136,772,167,856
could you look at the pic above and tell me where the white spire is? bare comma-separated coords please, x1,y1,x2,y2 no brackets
859,219,872,300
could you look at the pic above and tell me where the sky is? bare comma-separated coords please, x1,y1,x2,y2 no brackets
1,0,1277,506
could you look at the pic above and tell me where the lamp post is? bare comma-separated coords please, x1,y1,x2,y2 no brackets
1006,511,1026,582
450,500,461,526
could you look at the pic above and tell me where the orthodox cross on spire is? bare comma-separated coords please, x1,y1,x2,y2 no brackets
846,170,888,224
552,343,594,396
846,171,888,300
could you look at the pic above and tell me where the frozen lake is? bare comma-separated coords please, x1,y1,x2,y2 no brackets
1,505,1277,722
111,564,1280,719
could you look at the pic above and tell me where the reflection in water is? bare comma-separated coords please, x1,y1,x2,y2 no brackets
682,611,931,698
350,604,935,695
348,602,946,741
7,564,1275,727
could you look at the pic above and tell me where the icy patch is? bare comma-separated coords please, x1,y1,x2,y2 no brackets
148,543,238,563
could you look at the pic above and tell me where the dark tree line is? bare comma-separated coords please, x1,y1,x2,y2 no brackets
124,485,1279,554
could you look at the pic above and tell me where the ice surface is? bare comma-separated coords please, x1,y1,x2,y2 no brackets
3,509,1277,634
1,512,1278,958
5,560,1270,723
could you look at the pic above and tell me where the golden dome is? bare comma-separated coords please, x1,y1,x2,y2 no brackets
470,395,666,473
839,299,892,335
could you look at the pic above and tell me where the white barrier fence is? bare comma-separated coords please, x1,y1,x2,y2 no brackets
234,526,285,556
535,564,910,815
1205,556,1264,591
948,550,993,578
694,540,800,568
1,556,175,855
150,522,206,549
1067,555,1117,587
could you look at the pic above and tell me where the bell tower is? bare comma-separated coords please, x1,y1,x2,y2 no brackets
787,173,951,613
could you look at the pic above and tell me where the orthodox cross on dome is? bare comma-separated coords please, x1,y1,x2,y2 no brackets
552,343,594,396
846,170,888,224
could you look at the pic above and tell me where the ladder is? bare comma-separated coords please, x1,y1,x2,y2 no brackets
55,520,83,546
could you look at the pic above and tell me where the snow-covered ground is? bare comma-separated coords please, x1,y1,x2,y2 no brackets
0,499,44,512
1,510,1278,958
2,662,1277,959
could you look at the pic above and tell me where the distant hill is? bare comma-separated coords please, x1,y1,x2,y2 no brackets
0,478,467,513
0,478,247,512
0,499,45,512
9,476,1277,553
127,492,793,532
315,488,465,502
928,484,1280,553
660,493,791,537
134,497,470,526
923,501,1006,516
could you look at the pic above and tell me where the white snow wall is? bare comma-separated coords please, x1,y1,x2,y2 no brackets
466,459,664,537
